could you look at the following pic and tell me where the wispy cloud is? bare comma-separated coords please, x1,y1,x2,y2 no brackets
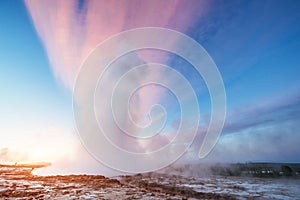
181,88,300,163
224,90,300,135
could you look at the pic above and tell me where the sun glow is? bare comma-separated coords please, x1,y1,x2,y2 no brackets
30,139,77,164
0,128,78,166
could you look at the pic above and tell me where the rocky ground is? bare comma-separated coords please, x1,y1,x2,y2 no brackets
0,171,234,200
1,170,299,199
121,173,300,200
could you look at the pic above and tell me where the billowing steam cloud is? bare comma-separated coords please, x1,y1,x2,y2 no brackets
24,0,209,174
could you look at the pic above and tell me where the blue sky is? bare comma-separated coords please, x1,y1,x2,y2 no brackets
0,1,74,167
0,1,72,128
0,0,300,174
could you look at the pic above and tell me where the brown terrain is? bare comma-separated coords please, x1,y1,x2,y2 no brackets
1,165,300,199
0,168,234,200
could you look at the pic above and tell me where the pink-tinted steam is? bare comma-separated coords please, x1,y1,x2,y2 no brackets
25,0,209,88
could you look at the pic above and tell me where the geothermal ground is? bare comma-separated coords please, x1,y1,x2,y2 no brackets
1,170,300,200
0,172,229,200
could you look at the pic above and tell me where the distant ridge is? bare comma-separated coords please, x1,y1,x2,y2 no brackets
161,162,300,178
0,162,51,169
